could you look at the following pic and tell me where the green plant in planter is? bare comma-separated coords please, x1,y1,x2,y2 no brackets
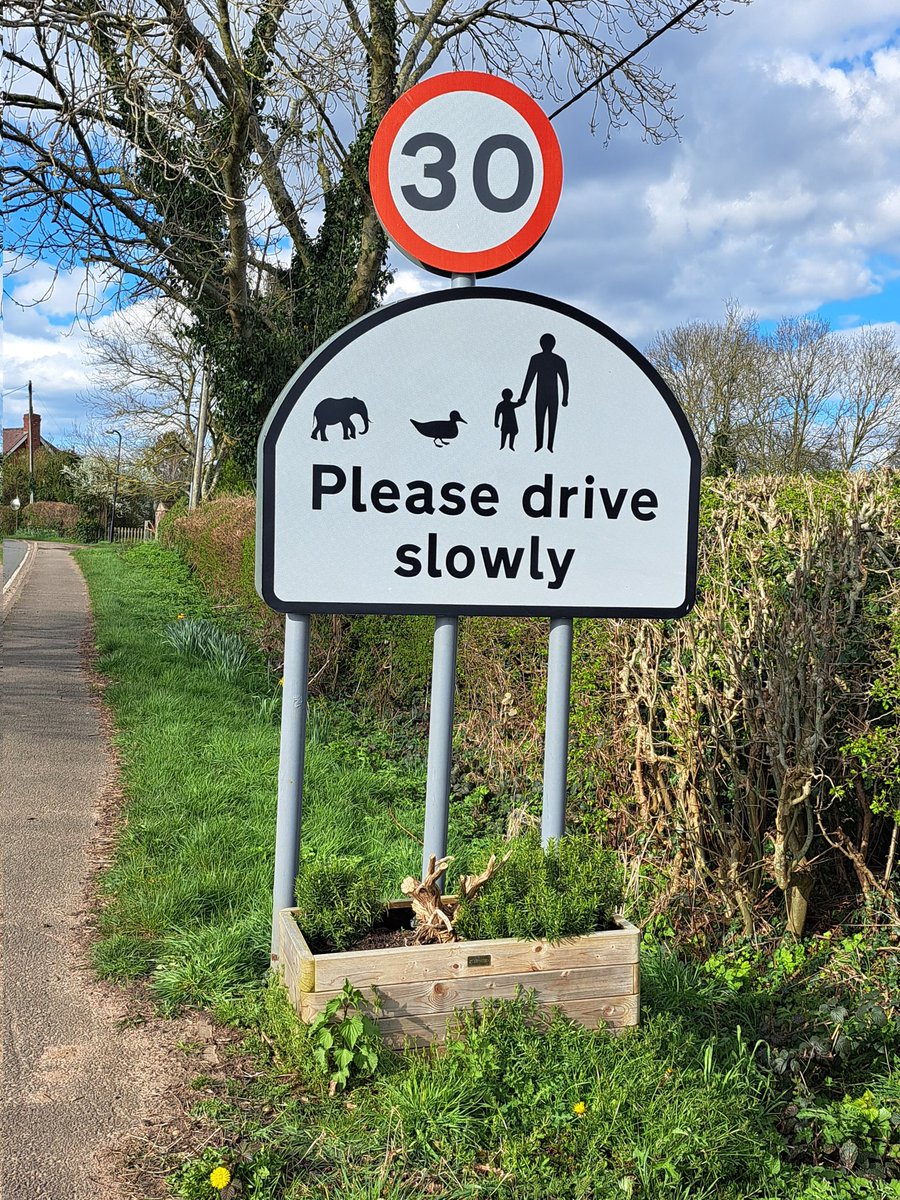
454,831,623,942
294,855,386,951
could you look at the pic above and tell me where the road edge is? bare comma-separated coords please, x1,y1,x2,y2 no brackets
2,539,37,611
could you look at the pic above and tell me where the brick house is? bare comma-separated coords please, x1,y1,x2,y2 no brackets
2,412,59,459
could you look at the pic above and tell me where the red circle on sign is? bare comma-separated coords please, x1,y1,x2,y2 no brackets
369,72,562,276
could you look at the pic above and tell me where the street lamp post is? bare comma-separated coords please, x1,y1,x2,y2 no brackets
11,496,21,534
27,380,35,505
106,429,122,542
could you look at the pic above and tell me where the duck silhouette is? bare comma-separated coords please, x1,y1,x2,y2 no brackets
410,410,467,447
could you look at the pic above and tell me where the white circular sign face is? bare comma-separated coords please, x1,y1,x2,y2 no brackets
369,73,563,276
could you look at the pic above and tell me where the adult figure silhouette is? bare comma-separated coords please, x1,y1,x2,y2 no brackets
518,333,569,452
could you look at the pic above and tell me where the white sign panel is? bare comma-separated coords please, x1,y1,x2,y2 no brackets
257,289,700,617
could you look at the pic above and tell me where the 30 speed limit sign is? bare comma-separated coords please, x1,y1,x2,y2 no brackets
369,72,563,276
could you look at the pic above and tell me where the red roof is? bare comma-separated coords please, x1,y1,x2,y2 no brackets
3,427,27,455
2,422,58,456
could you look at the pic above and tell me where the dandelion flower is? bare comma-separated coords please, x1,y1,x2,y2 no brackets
573,1101,586,1116
209,1166,231,1191
177,613,185,620
278,677,284,687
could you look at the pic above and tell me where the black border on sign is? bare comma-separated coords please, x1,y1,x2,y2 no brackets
257,287,701,618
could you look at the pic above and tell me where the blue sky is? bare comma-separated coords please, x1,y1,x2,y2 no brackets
3,0,899,445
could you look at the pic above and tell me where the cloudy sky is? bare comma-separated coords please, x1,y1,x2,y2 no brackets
3,0,899,445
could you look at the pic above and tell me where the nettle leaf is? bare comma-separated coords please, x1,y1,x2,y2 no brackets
839,1140,859,1170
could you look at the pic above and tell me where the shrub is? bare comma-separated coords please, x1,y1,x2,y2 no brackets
455,832,624,942
20,500,79,534
294,855,386,951
155,494,188,543
74,513,102,543
160,495,284,655
615,471,900,939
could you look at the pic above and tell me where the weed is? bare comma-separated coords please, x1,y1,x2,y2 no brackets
152,915,269,1013
163,617,252,680
791,1088,900,1176
308,981,384,1092
251,689,281,724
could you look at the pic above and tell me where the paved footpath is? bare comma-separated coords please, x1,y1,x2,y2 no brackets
0,544,192,1200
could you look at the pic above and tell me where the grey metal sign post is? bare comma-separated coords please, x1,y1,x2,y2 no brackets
269,612,310,959
542,615,573,844
420,272,475,878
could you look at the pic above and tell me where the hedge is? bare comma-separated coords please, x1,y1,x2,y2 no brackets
21,501,80,535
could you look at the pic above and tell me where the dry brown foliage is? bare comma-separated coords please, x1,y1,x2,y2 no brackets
613,472,900,936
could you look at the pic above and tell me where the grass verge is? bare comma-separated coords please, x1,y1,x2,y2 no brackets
75,541,493,1011
77,541,900,1199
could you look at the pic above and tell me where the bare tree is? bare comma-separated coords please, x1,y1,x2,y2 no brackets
83,301,225,500
830,326,900,470
3,0,747,469
769,315,842,474
646,300,773,474
651,303,900,476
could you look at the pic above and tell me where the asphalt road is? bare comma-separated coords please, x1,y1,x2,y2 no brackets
3,538,27,583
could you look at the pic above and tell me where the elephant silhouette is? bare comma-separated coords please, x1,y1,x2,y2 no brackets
311,396,370,441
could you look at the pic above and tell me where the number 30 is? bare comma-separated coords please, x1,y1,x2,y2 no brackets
400,132,534,214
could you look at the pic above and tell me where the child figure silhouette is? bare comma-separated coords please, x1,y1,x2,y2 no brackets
495,387,525,450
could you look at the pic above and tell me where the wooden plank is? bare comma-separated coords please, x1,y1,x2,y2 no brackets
278,909,315,1002
633,963,641,1027
375,992,640,1048
552,995,639,1029
312,920,639,992
300,962,636,1020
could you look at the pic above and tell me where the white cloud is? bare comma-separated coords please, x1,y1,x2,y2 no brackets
499,0,900,340
5,259,114,320
383,268,444,303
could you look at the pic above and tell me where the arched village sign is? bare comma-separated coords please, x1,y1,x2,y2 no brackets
257,71,701,963
257,288,699,617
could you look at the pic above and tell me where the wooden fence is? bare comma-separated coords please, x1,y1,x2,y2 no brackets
110,524,154,543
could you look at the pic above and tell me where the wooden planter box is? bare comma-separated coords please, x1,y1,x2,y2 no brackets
277,903,640,1047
